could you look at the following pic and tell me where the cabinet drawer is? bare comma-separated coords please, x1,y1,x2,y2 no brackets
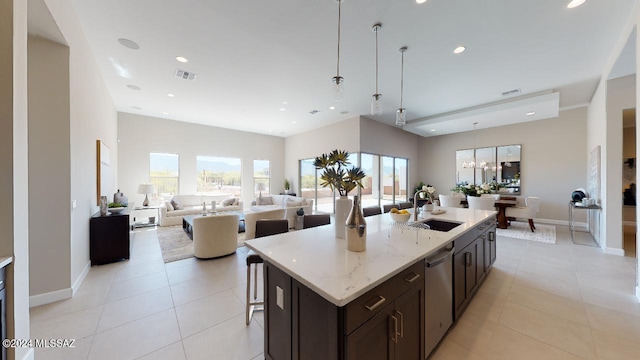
477,217,495,236
344,260,424,335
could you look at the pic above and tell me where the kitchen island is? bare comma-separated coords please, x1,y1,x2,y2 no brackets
245,207,497,360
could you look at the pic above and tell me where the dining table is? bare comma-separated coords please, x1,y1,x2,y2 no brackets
460,197,518,229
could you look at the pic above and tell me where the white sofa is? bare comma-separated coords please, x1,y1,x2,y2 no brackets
159,194,243,226
250,194,314,228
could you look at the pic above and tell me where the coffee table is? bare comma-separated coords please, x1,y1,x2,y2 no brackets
182,212,245,240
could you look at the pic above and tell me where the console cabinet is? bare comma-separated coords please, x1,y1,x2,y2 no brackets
90,211,131,265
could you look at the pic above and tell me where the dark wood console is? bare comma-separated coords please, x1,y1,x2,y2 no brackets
90,211,131,265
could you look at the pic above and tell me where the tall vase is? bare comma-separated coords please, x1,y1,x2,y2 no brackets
335,196,352,239
346,195,367,252
100,196,108,216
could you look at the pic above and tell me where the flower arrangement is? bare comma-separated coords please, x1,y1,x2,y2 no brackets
313,149,366,196
423,185,436,203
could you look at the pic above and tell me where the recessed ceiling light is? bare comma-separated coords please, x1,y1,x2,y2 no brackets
176,56,189,63
453,46,466,54
292,121,297,124
280,108,286,111
127,85,141,90
282,101,288,105
416,0,427,3
166,93,175,97
567,0,586,9
430,129,436,132
340,111,349,114
118,38,140,50
329,106,336,110
526,111,536,116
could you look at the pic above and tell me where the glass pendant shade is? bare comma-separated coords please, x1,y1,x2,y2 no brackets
396,108,406,126
332,76,344,101
371,94,382,115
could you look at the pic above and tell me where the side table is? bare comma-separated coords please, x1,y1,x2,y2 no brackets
132,206,160,228
569,201,601,247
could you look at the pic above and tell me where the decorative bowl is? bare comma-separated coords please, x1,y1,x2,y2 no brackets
389,212,411,223
108,207,126,214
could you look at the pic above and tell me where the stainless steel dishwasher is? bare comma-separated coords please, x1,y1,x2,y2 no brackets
425,245,454,358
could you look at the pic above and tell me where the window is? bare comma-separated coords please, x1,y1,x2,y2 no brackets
150,153,179,196
360,153,380,207
196,156,242,196
299,158,319,211
253,160,270,197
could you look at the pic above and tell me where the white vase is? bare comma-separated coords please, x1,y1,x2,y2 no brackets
335,196,352,239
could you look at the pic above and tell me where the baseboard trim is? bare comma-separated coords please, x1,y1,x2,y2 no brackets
604,247,625,256
72,261,91,296
536,218,588,228
30,287,72,308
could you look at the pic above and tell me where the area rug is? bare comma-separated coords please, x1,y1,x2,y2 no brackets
156,226,246,263
496,221,557,244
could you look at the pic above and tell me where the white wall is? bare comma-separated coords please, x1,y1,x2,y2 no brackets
6,0,32,358
418,107,588,222
27,36,71,298
284,116,360,193
118,113,285,207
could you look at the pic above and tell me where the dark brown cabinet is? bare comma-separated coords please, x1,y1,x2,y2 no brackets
89,211,131,265
265,260,424,360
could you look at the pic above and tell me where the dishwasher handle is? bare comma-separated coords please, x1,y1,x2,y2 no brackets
426,248,455,268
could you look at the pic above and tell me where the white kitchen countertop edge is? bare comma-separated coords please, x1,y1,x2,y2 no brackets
246,208,496,307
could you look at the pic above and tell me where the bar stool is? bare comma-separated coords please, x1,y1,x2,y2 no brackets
246,219,289,325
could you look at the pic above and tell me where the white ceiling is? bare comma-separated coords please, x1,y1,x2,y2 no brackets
40,0,637,137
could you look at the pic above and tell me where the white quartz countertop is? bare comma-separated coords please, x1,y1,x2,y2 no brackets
245,207,496,306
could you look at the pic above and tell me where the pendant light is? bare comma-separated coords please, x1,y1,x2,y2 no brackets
331,0,344,101
371,23,382,115
396,46,408,126
468,122,478,168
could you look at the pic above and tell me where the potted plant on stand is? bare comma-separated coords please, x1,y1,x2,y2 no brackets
314,149,365,239
284,178,291,194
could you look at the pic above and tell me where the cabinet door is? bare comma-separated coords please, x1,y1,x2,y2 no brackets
476,235,487,283
346,303,395,360
292,280,338,360
484,228,497,271
264,263,292,360
453,249,468,317
465,241,478,298
394,282,424,360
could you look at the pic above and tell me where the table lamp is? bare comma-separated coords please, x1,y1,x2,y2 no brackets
255,182,266,197
137,183,156,207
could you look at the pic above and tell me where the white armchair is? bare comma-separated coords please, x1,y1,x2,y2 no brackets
244,208,287,240
505,196,541,232
467,196,496,210
192,214,239,259
439,194,463,208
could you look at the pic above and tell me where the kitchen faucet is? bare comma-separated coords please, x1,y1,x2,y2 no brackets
413,189,428,221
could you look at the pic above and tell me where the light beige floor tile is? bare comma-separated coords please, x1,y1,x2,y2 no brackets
477,271,513,299
169,276,231,307
88,309,181,360
31,305,103,341
592,329,640,360
106,271,169,302
111,259,166,283
506,283,589,326
585,304,640,345
182,313,263,360
230,278,264,307
175,289,245,338
30,284,110,322
164,256,199,271
579,283,640,316
250,354,264,360
576,271,637,294
97,286,174,333
136,341,186,360
165,264,223,286
498,301,596,359
465,290,506,322
429,338,487,360
514,267,582,301
484,324,584,360
221,262,262,288
446,311,497,354
80,264,118,289
34,335,93,360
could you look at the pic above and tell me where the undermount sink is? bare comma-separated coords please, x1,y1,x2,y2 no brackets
408,219,463,232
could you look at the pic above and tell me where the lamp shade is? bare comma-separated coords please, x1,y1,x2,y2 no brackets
255,182,267,192
137,183,156,195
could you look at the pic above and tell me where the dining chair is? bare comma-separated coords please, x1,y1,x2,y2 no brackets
439,194,463,208
382,204,397,213
303,214,331,229
363,206,382,217
397,202,413,210
505,196,541,232
246,219,289,325
481,193,501,200
467,196,496,211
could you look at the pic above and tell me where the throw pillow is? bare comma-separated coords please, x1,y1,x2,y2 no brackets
222,197,235,206
171,198,183,210
286,199,303,208
164,200,174,211
257,196,273,205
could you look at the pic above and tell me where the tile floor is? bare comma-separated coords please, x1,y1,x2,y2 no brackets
30,225,639,360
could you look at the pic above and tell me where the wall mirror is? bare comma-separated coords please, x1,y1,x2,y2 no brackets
455,144,522,194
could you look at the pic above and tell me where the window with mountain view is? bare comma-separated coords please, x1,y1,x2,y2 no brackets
196,156,242,196
150,152,179,196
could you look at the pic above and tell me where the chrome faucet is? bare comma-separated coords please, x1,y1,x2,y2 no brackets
413,189,428,221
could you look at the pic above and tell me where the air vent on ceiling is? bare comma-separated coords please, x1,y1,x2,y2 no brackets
175,69,197,80
309,110,319,114
501,88,521,96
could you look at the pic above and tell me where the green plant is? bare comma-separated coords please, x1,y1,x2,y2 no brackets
284,178,291,190
313,149,366,196
108,202,122,208
413,181,426,196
